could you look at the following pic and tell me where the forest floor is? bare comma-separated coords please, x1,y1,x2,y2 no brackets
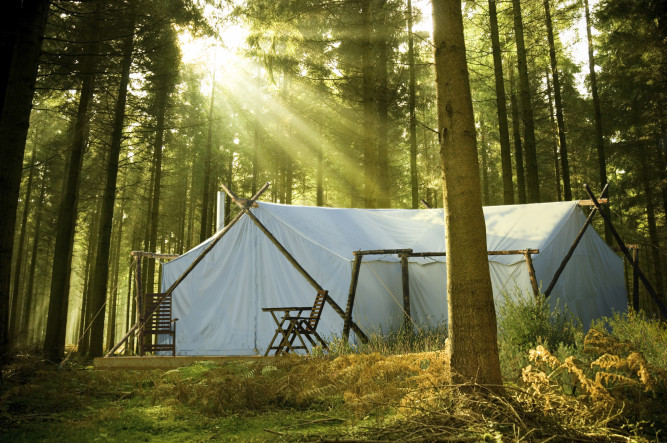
1,342,666,442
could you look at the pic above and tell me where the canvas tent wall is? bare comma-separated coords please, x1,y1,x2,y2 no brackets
160,200,627,356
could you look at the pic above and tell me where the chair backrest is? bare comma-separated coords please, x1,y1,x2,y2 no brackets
306,290,328,331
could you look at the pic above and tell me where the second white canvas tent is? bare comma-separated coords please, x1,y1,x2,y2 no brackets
161,200,627,356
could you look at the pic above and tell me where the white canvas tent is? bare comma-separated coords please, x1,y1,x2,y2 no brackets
160,200,627,356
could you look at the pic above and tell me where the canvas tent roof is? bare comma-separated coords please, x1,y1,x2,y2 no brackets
161,200,627,356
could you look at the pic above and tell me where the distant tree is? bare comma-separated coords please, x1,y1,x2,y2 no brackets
511,0,540,202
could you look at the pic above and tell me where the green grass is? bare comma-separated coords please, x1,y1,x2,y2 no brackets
3,304,667,441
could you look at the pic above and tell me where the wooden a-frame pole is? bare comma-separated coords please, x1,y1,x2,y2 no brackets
221,183,370,344
105,183,270,357
544,184,608,298
584,184,667,318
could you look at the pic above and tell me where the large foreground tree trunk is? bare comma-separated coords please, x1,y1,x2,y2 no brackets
432,0,502,385
0,0,50,371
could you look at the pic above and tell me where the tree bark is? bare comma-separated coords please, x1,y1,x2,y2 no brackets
87,20,135,358
407,0,419,208
20,164,46,344
9,144,37,342
432,0,502,385
509,65,526,204
488,0,514,205
0,0,50,370
43,4,100,361
585,0,611,243
543,0,571,200
545,67,562,201
200,66,215,242
511,0,540,202
376,5,390,208
362,0,377,208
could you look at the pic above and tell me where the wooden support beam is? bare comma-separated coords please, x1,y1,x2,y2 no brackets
524,251,540,299
354,248,413,256
578,198,609,206
544,184,608,298
130,251,180,260
584,184,667,318
244,209,369,343
134,254,144,356
401,254,411,330
406,249,539,257
343,255,363,341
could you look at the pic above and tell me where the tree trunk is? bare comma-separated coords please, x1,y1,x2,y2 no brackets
362,0,377,208
488,0,514,205
43,5,100,361
639,142,665,298
509,66,526,203
585,0,611,243
0,0,50,370
543,0,571,200
511,0,540,202
19,163,46,344
317,138,324,206
87,21,135,357
105,213,123,351
545,67,562,201
432,0,502,385
407,0,419,208
9,144,37,342
479,116,490,206
78,198,101,355
376,3,390,208
200,67,215,243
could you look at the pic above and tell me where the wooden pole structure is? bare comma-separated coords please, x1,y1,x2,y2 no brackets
406,249,539,257
133,253,143,355
584,184,667,318
105,184,269,357
544,185,608,298
129,251,180,356
524,251,540,299
400,254,411,330
343,254,363,340
243,208,369,343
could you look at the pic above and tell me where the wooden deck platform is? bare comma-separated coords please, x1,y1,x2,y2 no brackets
93,355,268,370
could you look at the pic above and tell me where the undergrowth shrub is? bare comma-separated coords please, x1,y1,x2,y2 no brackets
497,291,583,381
591,310,667,370
323,321,448,358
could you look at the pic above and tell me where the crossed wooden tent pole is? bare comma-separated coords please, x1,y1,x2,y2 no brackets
106,182,369,357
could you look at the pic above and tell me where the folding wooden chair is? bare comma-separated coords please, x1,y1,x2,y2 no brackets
262,290,329,356
142,292,178,356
